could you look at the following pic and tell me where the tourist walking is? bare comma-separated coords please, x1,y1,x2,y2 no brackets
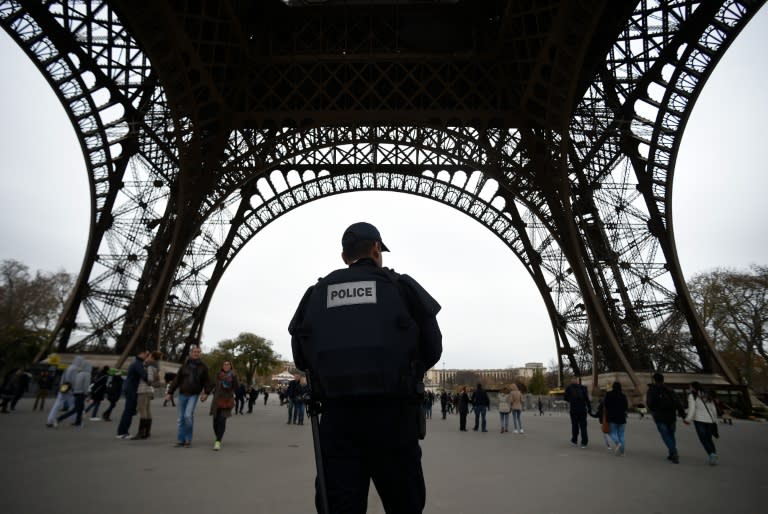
165,345,211,447
458,387,470,431
472,383,490,432
646,372,684,463
84,366,110,420
604,381,628,456
101,372,123,421
510,383,524,433
564,377,592,447
46,355,83,427
33,368,55,411
116,351,148,439
497,386,511,433
684,381,720,465
57,360,93,427
210,360,238,450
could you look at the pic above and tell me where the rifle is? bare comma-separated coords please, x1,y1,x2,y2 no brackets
306,374,330,514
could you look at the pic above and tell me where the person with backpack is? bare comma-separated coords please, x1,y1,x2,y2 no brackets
646,372,685,463
564,377,592,448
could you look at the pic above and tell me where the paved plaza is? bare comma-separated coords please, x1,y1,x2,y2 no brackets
0,396,764,514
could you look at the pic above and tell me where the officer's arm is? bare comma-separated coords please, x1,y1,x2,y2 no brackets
288,286,314,371
399,274,443,369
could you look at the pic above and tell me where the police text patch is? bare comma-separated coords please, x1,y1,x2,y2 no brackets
327,281,377,308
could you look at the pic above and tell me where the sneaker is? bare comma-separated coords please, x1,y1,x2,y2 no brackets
213,441,221,451
116,434,129,439
174,442,186,447
670,455,679,464
709,453,718,466
183,442,191,448
614,444,622,456
519,429,524,434
90,417,101,421
513,429,519,434
580,444,588,449
570,441,578,446
606,446,613,451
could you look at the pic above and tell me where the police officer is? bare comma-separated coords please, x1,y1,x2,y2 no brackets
289,222,442,514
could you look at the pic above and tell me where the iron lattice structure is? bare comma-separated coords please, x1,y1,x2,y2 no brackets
1,0,764,388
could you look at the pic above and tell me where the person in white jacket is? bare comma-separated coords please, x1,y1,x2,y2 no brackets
684,381,719,465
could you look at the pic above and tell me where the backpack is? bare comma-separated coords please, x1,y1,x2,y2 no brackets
651,385,675,412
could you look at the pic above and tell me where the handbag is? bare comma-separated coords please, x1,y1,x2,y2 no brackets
59,382,71,394
601,408,610,434
700,396,720,439
218,395,235,410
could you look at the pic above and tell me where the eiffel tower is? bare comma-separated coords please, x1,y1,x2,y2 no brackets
2,0,764,393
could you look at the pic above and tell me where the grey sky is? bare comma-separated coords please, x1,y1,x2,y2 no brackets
1,9,766,369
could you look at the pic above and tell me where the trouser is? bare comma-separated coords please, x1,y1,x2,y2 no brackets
294,402,306,424
137,393,153,419
654,420,678,457
58,394,86,425
248,399,255,413
213,410,228,441
176,393,199,443
102,399,118,420
609,422,626,453
459,411,467,431
47,391,74,425
570,411,588,445
694,421,717,455
33,390,50,410
317,406,425,514
512,410,522,430
236,397,244,414
499,412,509,430
84,398,103,417
117,392,138,436
473,406,487,431
287,398,295,423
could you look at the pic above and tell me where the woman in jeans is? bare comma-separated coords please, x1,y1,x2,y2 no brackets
684,381,719,465
604,381,628,456
497,386,511,433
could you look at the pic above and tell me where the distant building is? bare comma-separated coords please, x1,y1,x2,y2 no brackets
426,362,545,389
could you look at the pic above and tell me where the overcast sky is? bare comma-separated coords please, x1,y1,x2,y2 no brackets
1,8,766,370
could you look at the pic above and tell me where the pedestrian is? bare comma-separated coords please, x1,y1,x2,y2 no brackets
210,360,238,451
293,375,310,425
101,372,123,422
263,388,269,405
439,390,448,420
235,382,246,415
33,368,55,411
57,360,93,427
247,385,258,413
165,345,211,448
84,366,110,420
286,375,299,424
537,397,544,416
497,386,511,433
509,383,524,433
116,350,148,439
289,221,442,513
9,369,30,410
646,372,685,463
591,392,613,451
564,377,592,448
684,381,720,465
1,368,22,413
46,355,83,427
604,381,628,456
134,351,162,439
472,383,490,432
458,387,470,431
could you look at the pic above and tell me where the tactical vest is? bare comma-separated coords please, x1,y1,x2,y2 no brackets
299,265,420,399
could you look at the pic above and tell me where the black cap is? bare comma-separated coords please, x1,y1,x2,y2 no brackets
341,222,390,252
